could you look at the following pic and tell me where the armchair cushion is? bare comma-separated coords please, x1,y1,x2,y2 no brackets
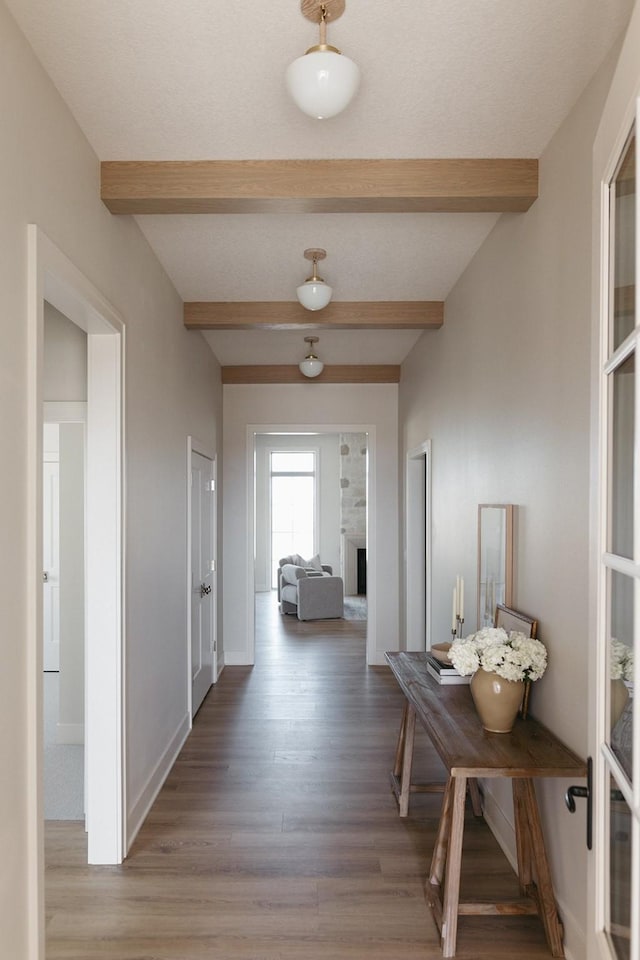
277,554,333,599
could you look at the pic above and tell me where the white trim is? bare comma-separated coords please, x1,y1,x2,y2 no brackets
405,441,432,652
590,13,640,953
27,224,125,948
43,401,87,423
126,713,190,847
246,423,378,665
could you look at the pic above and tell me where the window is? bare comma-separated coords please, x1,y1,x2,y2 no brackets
270,451,317,588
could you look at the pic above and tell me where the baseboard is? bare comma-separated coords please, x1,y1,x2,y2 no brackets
482,786,585,960
56,722,84,744
126,712,190,851
368,650,390,666
224,651,253,665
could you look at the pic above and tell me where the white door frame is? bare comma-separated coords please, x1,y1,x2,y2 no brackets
405,441,432,652
246,423,377,665
27,226,125,956
590,9,640,957
186,436,217,723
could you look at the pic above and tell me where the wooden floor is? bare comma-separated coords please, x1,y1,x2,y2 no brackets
45,594,554,959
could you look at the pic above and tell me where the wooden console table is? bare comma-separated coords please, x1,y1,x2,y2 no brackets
385,652,586,958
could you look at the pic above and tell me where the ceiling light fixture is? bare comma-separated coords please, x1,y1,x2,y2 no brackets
296,247,333,311
286,0,360,120
299,336,325,378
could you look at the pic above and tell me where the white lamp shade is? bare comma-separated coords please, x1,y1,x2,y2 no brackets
296,280,333,311
299,357,324,378
286,50,360,119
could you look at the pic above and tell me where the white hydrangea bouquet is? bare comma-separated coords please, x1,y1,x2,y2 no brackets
448,626,548,683
611,638,634,683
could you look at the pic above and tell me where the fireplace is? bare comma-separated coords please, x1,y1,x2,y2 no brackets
342,535,366,596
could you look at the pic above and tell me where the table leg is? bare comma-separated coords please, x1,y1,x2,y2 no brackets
429,776,454,886
513,779,533,890
393,701,408,778
398,705,416,817
441,775,466,958
518,778,565,958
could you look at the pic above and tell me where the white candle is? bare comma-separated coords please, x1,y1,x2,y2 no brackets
456,576,460,618
452,587,457,630
459,577,464,620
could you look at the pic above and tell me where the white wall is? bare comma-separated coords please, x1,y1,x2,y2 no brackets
43,303,87,401
0,2,222,954
222,383,399,665
254,433,341,591
399,42,621,960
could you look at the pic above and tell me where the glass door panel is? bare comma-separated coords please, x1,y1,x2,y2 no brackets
608,569,634,782
611,353,635,560
612,135,636,351
608,780,633,960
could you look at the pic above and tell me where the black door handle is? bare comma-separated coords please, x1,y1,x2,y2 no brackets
565,756,592,850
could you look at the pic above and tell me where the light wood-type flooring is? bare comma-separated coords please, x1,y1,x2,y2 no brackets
45,594,555,959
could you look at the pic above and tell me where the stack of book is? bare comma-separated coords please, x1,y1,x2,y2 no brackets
425,652,471,685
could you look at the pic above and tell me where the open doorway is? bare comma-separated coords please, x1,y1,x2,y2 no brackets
251,429,370,658
405,441,432,651
27,225,125,960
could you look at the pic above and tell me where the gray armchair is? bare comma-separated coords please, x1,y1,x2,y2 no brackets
279,562,344,621
277,554,332,601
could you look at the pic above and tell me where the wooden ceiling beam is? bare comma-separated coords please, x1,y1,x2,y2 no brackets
222,365,400,384
184,300,443,330
101,158,538,215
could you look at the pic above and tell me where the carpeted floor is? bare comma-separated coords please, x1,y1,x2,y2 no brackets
343,594,367,620
43,672,84,820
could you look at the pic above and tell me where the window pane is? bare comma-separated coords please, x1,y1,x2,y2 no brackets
271,475,314,587
611,353,634,559
607,780,632,960
611,133,635,351
608,570,634,782
271,452,315,473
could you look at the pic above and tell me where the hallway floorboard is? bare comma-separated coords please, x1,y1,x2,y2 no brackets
45,594,554,958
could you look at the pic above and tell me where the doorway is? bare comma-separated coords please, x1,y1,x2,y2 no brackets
42,403,87,822
405,441,432,652
187,438,217,719
249,425,375,664
27,225,125,957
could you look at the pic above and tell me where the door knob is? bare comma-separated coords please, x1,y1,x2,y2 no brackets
200,583,212,597
42,571,48,582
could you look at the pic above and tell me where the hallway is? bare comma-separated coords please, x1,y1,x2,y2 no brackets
45,596,553,958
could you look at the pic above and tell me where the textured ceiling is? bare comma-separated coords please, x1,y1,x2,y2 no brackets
6,0,633,365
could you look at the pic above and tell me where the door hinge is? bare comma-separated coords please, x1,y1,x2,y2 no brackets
210,560,216,572
208,479,216,492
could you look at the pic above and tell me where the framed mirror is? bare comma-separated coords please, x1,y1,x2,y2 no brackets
477,504,514,629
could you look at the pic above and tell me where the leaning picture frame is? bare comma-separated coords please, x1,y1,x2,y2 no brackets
494,605,539,718
494,604,538,638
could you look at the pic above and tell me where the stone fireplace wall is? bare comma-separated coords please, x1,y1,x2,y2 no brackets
339,433,367,592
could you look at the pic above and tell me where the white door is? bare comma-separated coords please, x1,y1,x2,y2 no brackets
590,15,640,959
190,450,215,716
43,425,60,672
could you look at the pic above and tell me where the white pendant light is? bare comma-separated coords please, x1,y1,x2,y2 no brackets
299,336,325,378
296,247,332,311
286,0,360,120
